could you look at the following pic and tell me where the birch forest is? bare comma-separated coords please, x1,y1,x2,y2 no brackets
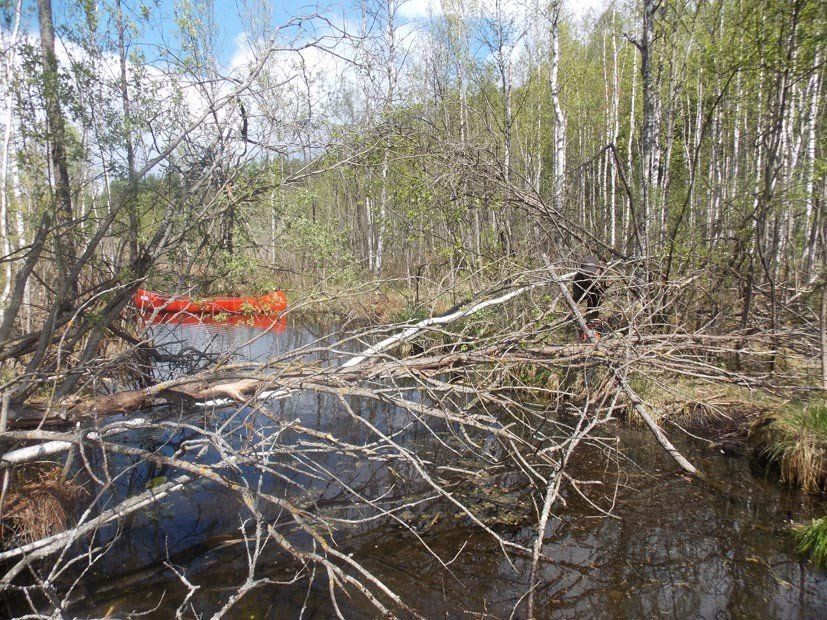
0,0,826,617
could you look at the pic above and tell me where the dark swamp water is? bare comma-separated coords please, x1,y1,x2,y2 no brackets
16,317,827,619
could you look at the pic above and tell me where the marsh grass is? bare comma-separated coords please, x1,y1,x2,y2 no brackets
793,517,827,567
625,375,775,428
752,399,827,494
1,465,87,549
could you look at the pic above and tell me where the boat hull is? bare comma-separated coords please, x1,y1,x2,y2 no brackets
133,289,287,315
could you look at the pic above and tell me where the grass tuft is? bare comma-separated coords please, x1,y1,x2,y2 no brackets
751,399,827,494
793,517,827,567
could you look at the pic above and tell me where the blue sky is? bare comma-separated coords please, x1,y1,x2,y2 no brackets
45,0,271,65
39,0,607,69
40,0,607,61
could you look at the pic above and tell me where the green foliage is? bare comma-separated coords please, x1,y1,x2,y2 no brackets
289,218,353,273
273,185,356,279
213,252,257,290
793,517,827,568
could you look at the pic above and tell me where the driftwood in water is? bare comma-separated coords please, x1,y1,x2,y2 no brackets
2,302,761,469
6,280,575,424
0,266,777,617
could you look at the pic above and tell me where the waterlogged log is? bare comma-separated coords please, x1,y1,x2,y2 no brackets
1,276,595,580
9,281,577,422
0,265,707,603
0,330,721,470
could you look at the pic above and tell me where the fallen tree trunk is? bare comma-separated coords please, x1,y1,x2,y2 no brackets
340,279,571,368
103,278,575,410
2,278,574,437
543,256,699,476
2,320,762,468
0,263,744,615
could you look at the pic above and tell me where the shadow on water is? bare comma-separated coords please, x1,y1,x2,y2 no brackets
23,317,827,618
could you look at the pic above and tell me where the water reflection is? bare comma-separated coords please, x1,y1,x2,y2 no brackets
139,310,287,332
49,319,827,618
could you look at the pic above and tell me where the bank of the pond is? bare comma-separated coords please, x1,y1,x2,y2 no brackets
795,516,827,568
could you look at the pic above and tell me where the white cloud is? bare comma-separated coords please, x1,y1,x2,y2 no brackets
398,0,612,22
564,0,611,18
398,0,443,20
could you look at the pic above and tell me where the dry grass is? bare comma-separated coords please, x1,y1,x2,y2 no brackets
627,375,776,427
1,465,87,548
751,399,827,494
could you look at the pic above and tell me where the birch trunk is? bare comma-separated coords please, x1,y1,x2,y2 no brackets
549,1,566,215
115,0,139,263
37,0,76,292
374,0,398,277
802,56,821,269
609,10,620,248
0,0,23,314
624,42,637,254
639,0,657,257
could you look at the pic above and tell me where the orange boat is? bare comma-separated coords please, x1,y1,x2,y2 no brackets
133,289,287,315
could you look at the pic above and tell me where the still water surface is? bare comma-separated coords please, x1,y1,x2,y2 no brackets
68,317,827,618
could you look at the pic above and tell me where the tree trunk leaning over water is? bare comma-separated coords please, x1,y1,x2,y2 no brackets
543,256,699,477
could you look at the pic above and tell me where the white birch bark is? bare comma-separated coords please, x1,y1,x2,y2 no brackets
609,9,620,248
0,0,23,314
624,41,637,254
549,0,566,214
639,0,657,256
374,0,399,277
802,56,822,267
